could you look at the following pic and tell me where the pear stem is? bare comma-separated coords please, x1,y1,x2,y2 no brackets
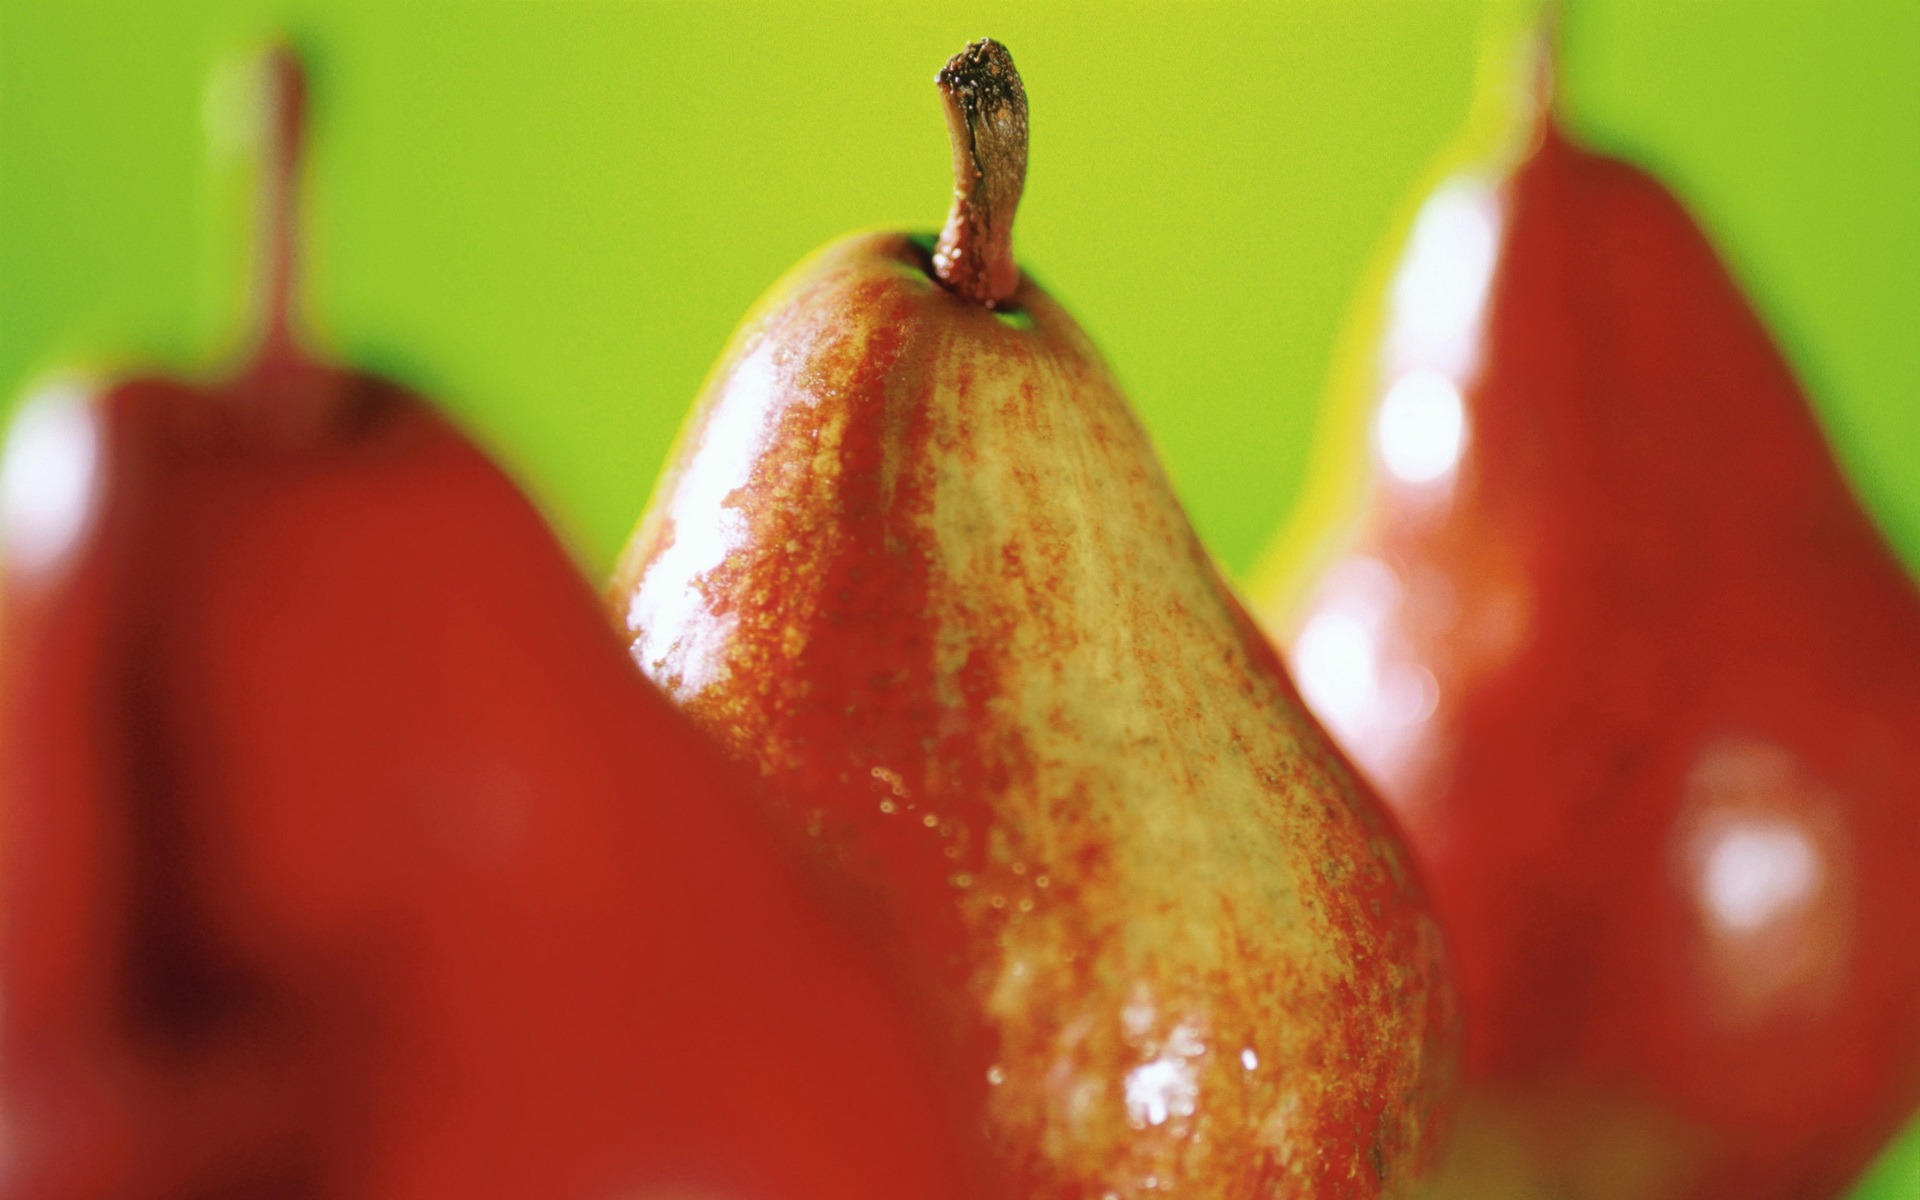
932,39,1027,309
1532,0,1564,122
253,44,307,369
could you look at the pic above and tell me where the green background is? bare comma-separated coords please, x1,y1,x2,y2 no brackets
2,0,1917,1192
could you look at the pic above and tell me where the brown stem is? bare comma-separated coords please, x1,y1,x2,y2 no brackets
1533,0,1563,121
931,39,1027,309
253,43,307,368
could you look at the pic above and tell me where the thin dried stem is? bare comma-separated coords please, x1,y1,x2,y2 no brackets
932,39,1027,309
254,43,307,367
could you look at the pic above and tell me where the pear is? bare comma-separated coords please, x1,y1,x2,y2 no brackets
1249,14,1920,1199
0,47,980,1199
611,39,1457,1198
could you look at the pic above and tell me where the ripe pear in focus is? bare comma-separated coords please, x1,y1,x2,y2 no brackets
1250,14,1920,1199
612,40,1457,1199
0,49,977,1200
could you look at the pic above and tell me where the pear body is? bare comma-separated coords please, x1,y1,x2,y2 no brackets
0,358,976,1199
613,232,1457,1198
1261,121,1920,1198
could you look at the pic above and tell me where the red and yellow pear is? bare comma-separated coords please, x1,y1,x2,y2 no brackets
612,39,1457,1198
1249,11,1920,1198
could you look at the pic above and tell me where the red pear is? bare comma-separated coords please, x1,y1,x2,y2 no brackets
1253,25,1920,1200
0,47,977,1200
610,39,1457,1198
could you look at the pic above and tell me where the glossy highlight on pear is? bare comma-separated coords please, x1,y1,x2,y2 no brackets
613,39,1457,1199
1253,15,1920,1199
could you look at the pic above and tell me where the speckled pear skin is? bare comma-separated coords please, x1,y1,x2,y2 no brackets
611,231,1459,1198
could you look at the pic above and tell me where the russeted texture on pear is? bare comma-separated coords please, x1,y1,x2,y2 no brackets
614,232,1457,1198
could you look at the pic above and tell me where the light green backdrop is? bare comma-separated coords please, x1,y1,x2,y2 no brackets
3,1,1918,1192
